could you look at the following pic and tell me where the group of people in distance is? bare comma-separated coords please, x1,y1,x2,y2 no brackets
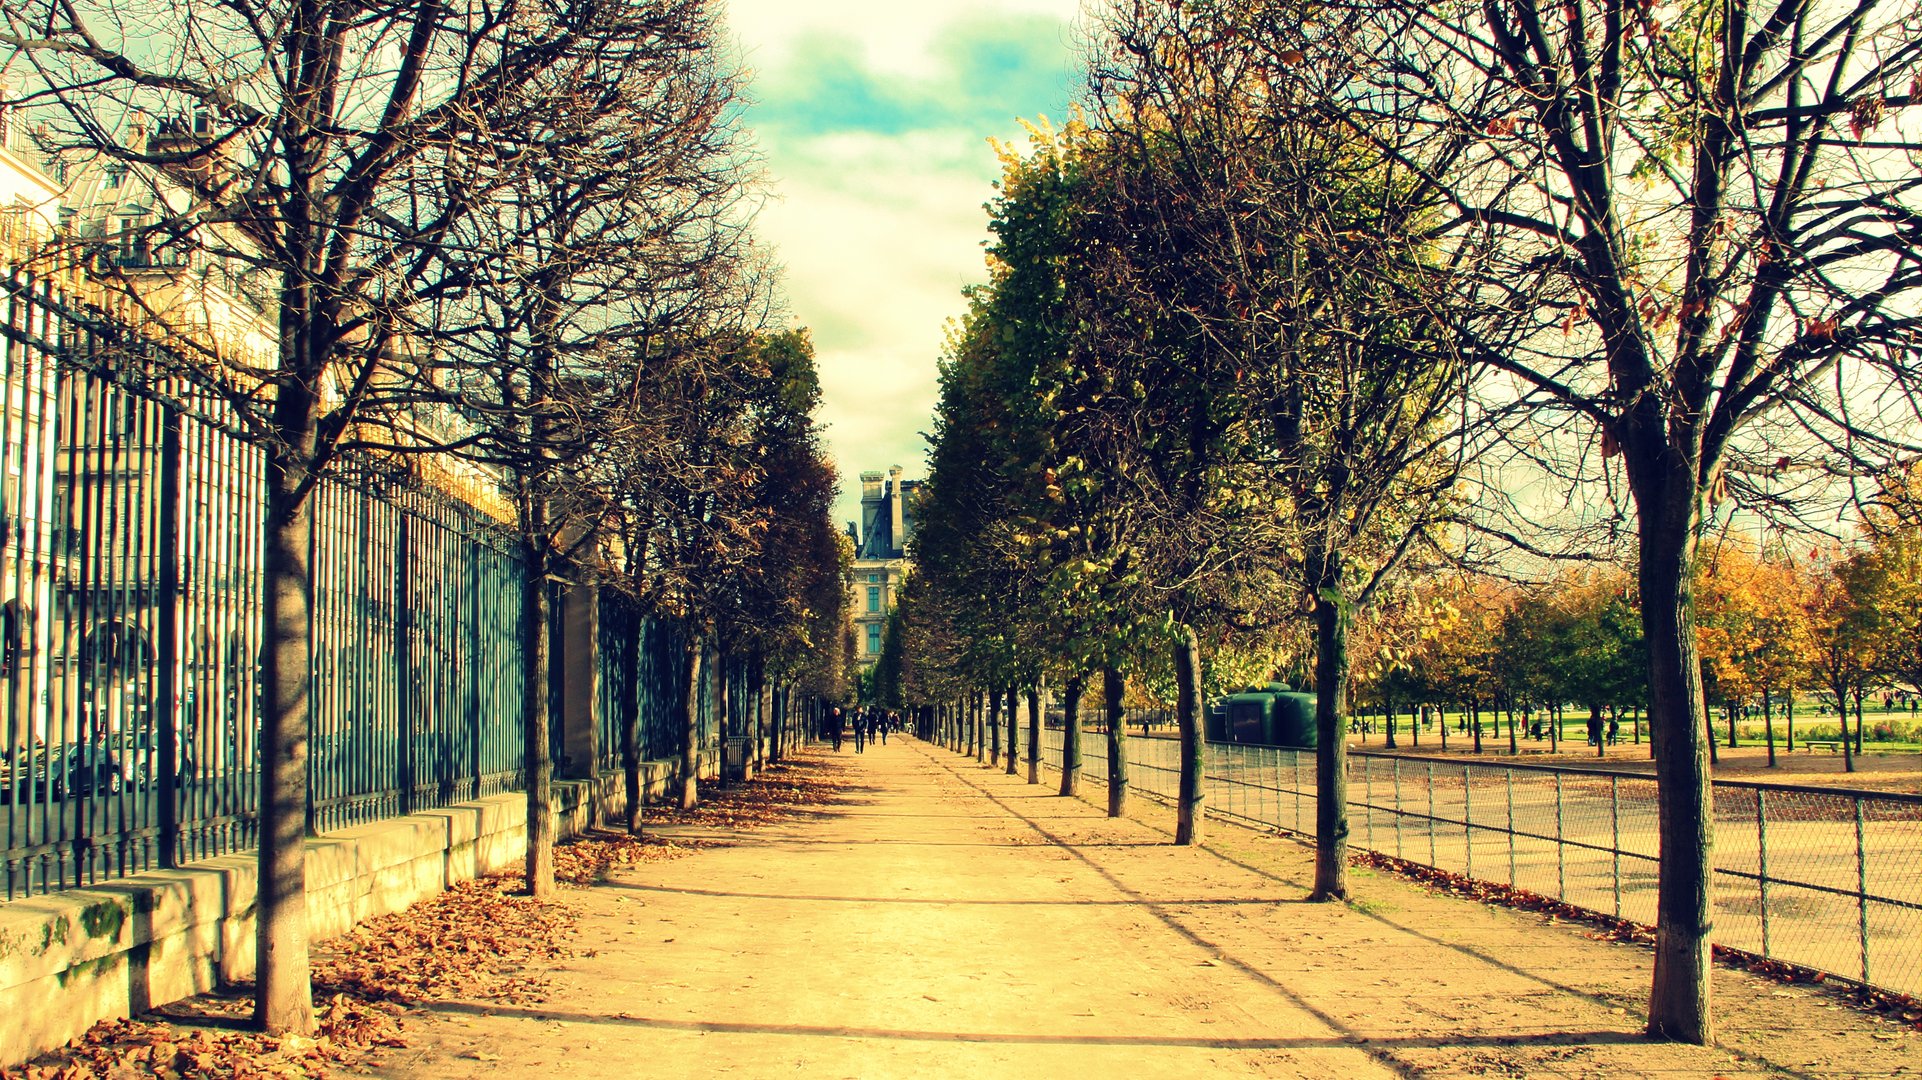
821,706,898,753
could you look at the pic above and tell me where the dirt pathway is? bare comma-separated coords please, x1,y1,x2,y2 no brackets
372,740,1916,1079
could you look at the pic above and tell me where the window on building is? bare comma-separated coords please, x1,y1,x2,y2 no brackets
866,624,882,655
116,215,149,266
867,573,880,583
867,586,880,613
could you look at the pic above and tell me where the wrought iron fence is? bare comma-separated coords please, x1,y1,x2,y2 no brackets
1,266,699,901
1031,723,1922,1000
596,595,698,772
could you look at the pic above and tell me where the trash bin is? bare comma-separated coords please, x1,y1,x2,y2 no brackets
722,736,751,783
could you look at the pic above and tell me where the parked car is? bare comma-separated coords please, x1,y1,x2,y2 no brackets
0,741,120,802
0,728,192,803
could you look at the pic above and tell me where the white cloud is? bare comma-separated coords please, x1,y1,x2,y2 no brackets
725,0,1082,79
722,1,1084,528
758,130,997,527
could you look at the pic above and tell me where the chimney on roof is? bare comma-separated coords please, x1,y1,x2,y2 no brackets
887,466,905,558
859,471,885,556
147,109,232,194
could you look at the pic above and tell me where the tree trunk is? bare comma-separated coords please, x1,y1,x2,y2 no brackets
1026,684,1042,784
1104,665,1128,817
1785,693,1795,753
622,619,643,833
977,689,989,763
678,631,702,809
1310,591,1350,901
1834,679,1855,773
1172,624,1205,845
766,684,779,764
972,692,982,758
1005,686,1020,775
1384,700,1398,749
1059,674,1084,797
520,543,556,898
1852,692,1865,755
1762,686,1776,768
749,657,767,776
988,688,1001,765
255,430,317,1035
714,642,731,779
1638,496,1714,1044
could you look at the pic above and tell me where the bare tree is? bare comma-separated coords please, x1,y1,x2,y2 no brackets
1306,0,1922,1042
1,0,750,1032
372,4,754,895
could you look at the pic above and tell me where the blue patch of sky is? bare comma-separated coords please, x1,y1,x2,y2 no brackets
749,14,1081,141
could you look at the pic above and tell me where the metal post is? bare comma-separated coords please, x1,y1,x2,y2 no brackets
1855,798,1869,984
394,514,413,814
1555,773,1566,900
467,540,483,800
1756,790,1770,959
1610,775,1622,917
154,410,182,868
1505,767,1516,886
1364,755,1374,850
1292,748,1302,834
1463,765,1473,879
1393,757,1403,859
1426,761,1437,866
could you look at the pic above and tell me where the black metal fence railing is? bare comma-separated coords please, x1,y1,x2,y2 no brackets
1,264,703,902
1025,721,1922,1002
596,594,696,772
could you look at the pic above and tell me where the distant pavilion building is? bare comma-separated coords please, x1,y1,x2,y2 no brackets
847,466,919,669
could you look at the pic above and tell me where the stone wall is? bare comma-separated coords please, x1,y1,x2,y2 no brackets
0,778,605,1068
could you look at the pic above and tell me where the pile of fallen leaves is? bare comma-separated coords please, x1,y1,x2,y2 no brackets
3,757,847,1077
641,758,847,832
552,829,715,886
311,876,576,1005
1350,850,1922,1032
0,994,403,1080
4,875,577,1079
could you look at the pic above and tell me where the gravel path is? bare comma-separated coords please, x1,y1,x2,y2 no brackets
372,738,1917,1079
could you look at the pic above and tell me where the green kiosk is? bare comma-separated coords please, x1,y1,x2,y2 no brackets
1205,682,1318,750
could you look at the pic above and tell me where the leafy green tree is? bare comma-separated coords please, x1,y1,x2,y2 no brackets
1807,546,1887,772
1084,0,1490,882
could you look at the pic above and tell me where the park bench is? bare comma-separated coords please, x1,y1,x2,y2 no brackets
1802,740,1840,753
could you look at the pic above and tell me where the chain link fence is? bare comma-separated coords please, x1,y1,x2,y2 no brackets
1020,719,1921,1000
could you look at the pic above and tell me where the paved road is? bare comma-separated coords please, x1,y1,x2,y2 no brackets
372,739,1914,1079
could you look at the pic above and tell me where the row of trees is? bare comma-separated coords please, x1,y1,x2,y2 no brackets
1349,521,1922,766
3,0,852,1035
895,0,1922,1046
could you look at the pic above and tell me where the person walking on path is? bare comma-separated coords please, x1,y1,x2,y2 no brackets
854,711,867,753
829,707,843,752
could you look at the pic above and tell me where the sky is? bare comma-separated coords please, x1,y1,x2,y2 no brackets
720,0,1087,534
